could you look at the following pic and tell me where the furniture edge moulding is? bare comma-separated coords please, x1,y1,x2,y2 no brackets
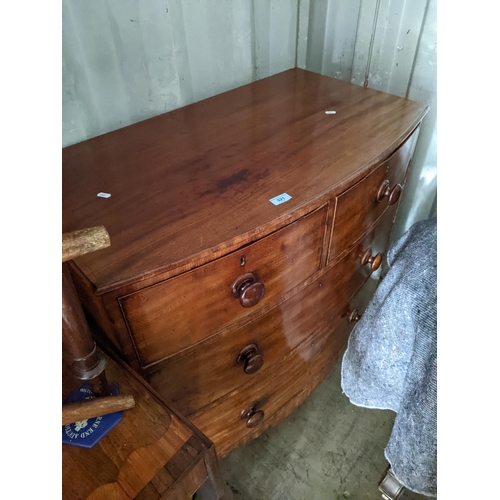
67,117,427,300
67,119,425,376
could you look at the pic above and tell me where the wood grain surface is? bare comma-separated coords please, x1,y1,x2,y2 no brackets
184,211,394,456
188,286,355,458
62,69,426,462
62,394,136,426
119,204,327,368
145,207,395,418
62,68,427,294
328,125,419,262
62,347,225,499
204,275,375,459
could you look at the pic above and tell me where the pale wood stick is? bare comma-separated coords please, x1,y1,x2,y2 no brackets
62,226,110,262
62,394,135,426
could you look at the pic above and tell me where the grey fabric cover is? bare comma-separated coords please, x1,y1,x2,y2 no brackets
341,217,437,497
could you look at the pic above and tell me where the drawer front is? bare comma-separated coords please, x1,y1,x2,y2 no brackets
119,205,328,368
148,209,392,416
328,127,419,263
339,274,380,329
150,209,395,419
189,285,359,457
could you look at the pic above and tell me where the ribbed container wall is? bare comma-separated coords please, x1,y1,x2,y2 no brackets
62,0,299,147
298,0,437,240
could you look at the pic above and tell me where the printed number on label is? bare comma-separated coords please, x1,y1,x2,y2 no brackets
269,193,292,206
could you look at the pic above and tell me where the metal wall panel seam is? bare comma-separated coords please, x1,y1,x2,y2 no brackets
363,0,382,87
405,0,431,100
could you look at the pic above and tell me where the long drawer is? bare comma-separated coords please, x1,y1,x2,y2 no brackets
328,126,419,263
119,204,328,369
262,274,380,438
189,275,378,457
148,209,391,416
148,209,395,418
189,299,350,456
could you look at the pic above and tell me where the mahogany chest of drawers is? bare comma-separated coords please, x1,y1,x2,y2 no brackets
62,68,428,457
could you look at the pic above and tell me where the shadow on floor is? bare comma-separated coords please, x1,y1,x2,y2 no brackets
220,360,432,500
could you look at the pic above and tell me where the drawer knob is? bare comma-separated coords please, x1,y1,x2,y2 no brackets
349,308,362,323
377,180,402,205
361,249,383,272
237,344,265,374
240,402,265,428
231,272,266,308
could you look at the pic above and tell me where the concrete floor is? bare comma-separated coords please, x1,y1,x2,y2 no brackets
219,359,431,500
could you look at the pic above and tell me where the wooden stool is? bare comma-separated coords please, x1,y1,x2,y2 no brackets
62,346,226,499
62,226,226,499
62,226,113,398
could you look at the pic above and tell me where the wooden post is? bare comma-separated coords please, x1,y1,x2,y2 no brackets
62,394,136,426
62,226,111,397
62,226,111,263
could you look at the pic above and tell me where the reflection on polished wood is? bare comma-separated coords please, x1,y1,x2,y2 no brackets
62,69,426,293
119,204,327,369
62,68,428,457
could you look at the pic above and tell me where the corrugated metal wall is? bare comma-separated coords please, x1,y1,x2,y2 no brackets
62,0,436,238
62,0,298,147
297,0,437,240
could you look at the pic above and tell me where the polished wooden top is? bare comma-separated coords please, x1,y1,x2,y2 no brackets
62,68,427,294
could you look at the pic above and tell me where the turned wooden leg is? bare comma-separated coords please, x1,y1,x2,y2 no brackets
62,262,110,397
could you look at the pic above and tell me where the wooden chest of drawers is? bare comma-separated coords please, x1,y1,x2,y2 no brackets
62,68,428,457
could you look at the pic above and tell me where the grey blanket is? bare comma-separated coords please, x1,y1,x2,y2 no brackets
341,217,437,497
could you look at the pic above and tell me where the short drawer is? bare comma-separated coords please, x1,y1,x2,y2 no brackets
119,204,328,368
328,126,419,263
147,209,394,417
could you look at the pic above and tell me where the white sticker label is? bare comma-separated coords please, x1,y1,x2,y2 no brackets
97,192,111,198
269,193,292,206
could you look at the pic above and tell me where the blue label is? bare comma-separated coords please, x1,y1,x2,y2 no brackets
62,384,123,449
269,193,292,206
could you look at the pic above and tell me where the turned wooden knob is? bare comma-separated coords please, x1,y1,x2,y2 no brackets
237,344,265,374
231,272,265,308
377,180,402,205
349,308,361,323
240,402,265,428
361,249,383,272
